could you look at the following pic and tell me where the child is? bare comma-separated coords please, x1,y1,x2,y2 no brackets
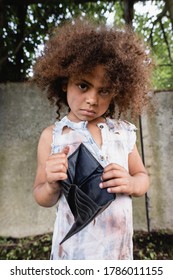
32,18,152,260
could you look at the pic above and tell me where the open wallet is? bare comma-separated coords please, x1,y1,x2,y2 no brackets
60,143,116,244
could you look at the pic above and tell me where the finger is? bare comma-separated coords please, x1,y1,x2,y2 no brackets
49,151,68,159
100,178,128,189
107,185,128,194
103,163,125,173
47,172,68,183
48,153,68,169
46,162,68,174
62,146,69,155
102,169,127,182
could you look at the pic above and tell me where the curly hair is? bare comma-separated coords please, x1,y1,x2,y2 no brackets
32,18,153,119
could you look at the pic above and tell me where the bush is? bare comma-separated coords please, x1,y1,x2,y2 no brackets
0,231,173,260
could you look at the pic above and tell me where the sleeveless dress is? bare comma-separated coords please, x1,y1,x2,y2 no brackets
50,116,136,260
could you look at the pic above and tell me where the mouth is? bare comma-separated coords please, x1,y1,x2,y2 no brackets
80,109,96,117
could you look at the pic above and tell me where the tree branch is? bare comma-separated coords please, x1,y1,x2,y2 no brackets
123,0,135,25
149,5,167,47
165,0,173,30
160,19,173,63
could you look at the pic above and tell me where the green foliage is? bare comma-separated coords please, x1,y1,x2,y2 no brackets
133,0,173,90
0,234,52,260
0,0,172,88
133,231,173,260
0,231,172,260
1,1,115,81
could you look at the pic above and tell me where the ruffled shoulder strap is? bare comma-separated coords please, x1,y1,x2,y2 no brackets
51,117,67,154
106,118,137,153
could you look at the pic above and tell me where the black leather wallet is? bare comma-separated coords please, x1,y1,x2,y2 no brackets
60,143,116,244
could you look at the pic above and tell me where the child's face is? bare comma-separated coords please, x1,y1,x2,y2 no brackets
66,65,113,122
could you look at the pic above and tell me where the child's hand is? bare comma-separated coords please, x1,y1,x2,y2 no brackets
99,163,134,195
46,146,69,184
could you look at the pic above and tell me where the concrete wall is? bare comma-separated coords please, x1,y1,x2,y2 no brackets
140,92,173,232
0,83,173,237
0,83,57,237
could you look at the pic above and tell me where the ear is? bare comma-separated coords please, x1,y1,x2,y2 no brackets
62,84,67,92
61,79,68,92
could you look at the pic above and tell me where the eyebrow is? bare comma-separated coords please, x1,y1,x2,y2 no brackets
79,79,93,86
79,79,109,91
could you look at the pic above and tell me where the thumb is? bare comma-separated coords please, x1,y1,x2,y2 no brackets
62,146,69,155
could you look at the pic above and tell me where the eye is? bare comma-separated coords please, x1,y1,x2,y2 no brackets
99,89,111,96
78,83,88,92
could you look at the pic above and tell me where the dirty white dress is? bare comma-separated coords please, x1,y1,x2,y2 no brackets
50,116,136,260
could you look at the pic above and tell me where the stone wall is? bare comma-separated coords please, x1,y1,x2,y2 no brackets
0,83,173,237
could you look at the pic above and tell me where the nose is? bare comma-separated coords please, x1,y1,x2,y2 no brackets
86,91,98,106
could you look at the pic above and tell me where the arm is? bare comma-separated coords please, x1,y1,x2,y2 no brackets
99,145,149,197
33,126,69,207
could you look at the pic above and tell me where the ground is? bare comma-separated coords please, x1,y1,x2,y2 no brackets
0,231,173,260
